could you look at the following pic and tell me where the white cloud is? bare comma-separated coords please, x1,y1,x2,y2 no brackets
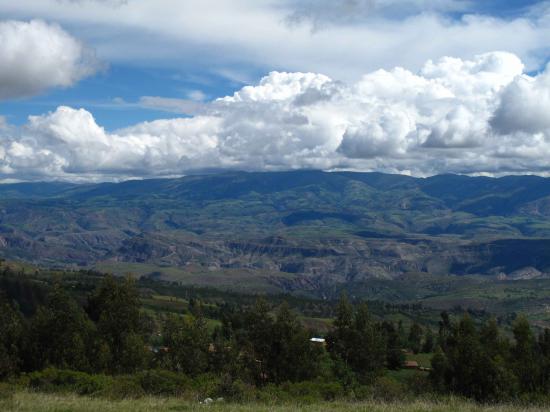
138,96,204,115
4,51,550,181
1,1,549,81
491,68,550,135
0,19,100,100
187,90,207,102
285,0,472,28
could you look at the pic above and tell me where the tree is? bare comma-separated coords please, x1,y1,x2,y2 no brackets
538,329,550,391
209,325,241,379
87,275,148,373
422,329,435,353
0,294,23,378
162,312,210,376
326,297,385,384
430,346,450,392
268,302,322,383
26,284,95,372
408,323,423,354
326,293,354,370
381,321,404,370
431,314,517,401
239,298,274,384
438,311,453,351
352,303,386,382
511,316,539,393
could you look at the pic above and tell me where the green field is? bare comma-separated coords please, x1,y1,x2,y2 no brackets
1,392,548,412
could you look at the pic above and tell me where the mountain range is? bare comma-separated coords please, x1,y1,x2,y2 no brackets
1,170,550,296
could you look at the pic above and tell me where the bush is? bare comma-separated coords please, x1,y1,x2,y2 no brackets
26,368,111,396
370,376,409,402
106,375,145,399
256,383,291,404
279,380,344,403
192,373,220,400
136,369,192,397
0,382,15,401
404,371,432,396
351,384,372,401
217,375,255,402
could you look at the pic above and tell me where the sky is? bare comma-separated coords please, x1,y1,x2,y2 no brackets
1,0,550,181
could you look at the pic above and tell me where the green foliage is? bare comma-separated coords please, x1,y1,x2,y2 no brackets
408,323,423,354
87,276,149,373
326,296,385,384
161,313,210,376
268,303,323,383
511,316,540,393
0,295,23,378
430,313,540,402
25,368,112,396
227,299,323,385
2,267,550,406
422,329,435,353
217,375,255,402
107,375,146,399
0,382,15,401
370,376,409,402
381,321,405,370
135,369,192,397
25,285,95,372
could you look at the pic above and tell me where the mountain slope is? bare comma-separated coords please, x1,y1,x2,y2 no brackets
1,171,550,292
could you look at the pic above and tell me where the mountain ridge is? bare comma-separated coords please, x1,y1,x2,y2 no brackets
1,170,550,294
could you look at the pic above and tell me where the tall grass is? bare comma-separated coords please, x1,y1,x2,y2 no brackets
1,392,549,412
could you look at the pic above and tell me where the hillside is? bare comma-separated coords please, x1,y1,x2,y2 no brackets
1,171,550,296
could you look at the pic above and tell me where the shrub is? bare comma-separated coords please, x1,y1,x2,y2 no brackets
217,375,255,402
136,369,192,397
279,380,344,403
26,368,111,396
256,383,291,404
404,371,432,396
106,375,145,399
192,373,220,400
351,384,372,401
0,382,15,401
370,376,409,402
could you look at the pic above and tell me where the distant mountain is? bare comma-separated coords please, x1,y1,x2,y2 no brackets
1,171,550,293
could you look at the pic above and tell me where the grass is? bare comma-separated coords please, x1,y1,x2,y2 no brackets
1,392,549,412
407,353,433,368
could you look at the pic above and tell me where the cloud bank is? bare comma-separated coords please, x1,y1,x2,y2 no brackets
2,51,550,181
0,19,100,100
2,1,550,81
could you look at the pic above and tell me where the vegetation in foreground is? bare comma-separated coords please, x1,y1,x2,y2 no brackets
1,264,550,408
2,391,550,412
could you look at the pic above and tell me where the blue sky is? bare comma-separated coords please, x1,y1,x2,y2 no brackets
2,64,251,129
1,0,550,181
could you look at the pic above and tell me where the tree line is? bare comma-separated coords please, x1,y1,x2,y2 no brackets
0,273,549,403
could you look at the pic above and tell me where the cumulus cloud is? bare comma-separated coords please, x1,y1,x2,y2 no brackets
0,19,100,100
491,68,550,135
3,51,550,181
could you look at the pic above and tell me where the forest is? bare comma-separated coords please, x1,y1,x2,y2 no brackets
0,262,549,409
